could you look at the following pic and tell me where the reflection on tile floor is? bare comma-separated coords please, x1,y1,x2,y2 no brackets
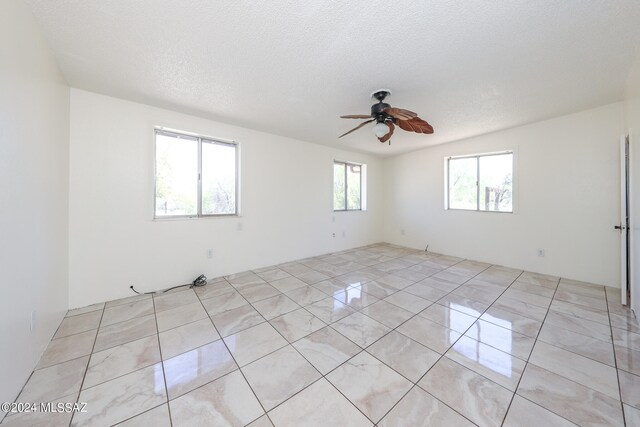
2,243,640,426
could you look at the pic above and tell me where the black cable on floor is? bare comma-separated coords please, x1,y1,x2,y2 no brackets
130,274,207,295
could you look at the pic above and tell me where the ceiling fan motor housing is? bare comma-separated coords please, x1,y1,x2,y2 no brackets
371,102,391,122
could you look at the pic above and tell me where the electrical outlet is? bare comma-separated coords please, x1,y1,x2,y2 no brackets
207,249,213,259
537,248,545,257
30,311,36,332
332,233,335,238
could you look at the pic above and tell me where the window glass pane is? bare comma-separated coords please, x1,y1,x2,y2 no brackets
448,157,478,210
155,133,198,216
334,163,346,210
346,164,361,210
202,142,236,215
479,153,512,212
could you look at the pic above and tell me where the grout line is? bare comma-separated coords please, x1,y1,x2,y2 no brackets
67,303,107,427
605,286,628,427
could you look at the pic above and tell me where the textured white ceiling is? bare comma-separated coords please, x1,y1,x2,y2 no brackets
24,0,640,156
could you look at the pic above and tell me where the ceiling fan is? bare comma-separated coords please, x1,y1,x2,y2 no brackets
339,89,434,144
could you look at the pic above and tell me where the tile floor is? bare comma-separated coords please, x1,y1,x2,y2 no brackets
2,243,640,426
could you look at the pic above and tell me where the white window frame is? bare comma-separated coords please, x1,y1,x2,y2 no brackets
445,151,514,213
333,160,366,212
154,128,239,219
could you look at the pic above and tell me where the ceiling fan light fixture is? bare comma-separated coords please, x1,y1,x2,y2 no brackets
372,121,389,138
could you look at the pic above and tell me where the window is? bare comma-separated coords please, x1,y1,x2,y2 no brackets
154,129,238,218
446,152,513,212
334,161,366,211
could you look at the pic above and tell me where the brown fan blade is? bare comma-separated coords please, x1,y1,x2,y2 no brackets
378,122,395,143
396,116,434,134
338,119,375,138
340,114,373,119
382,107,417,120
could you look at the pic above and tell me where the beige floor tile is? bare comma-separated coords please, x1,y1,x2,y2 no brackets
84,335,160,388
169,370,264,426
285,285,327,306
397,316,461,354
383,291,432,314
223,322,288,366
445,336,525,391
155,301,207,332
509,280,556,298
347,281,396,299
159,318,219,360
553,290,607,311
616,345,640,376
360,300,414,329
543,310,611,342
93,314,156,353
296,270,331,284
378,387,474,427
517,364,623,426
367,331,440,382
419,303,477,333
237,283,281,303
492,297,547,322
503,395,576,427
17,356,88,403
116,404,171,427
327,352,412,423
66,303,104,317
257,268,291,282
194,280,235,300
211,304,265,337
624,403,640,426
201,290,248,316
252,294,300,320
438,294,489,317
153,290,199,313
267,378,372,427
557,279,606,299
312,278,350,296
537,323,614,365
163,339,237,399
226,271,265,287
269,308,325,342
71,364,166,427
549,300,609,325
333,288,380,309
104,294,151,309
101,298,154,327
269,276,308,293
404,282,449,302
54,311,102,338
465,319,535,360
418,357,512,427
242,346,321,410
480,307,542,338
293,327,361,375
501,288,551,309
331,312,390,348
37,330,96,369
612,326,640,351
518,272,559,288
247,415,274,427
529,341,619,399
305,297,355,323
618,369,640,409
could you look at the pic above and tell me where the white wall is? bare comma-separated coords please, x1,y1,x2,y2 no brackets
0,0,70,413
383,103,624,287
68,89,383,308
